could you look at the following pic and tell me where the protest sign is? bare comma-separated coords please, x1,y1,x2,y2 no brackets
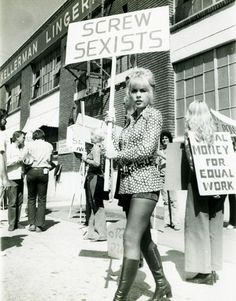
66,124,88,153
107,219,126,259
188,131,236,195
211,109,236,137
65,6,169,65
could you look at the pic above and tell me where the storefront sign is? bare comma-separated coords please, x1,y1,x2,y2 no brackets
0,0,100,86
65,6,169,65
189,131,236,195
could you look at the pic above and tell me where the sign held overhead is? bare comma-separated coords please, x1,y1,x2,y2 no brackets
65,6,170,65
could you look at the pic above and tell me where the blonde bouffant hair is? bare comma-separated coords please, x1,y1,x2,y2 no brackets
126,68,155,106
185,100,216,145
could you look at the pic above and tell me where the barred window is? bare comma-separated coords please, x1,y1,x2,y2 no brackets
6,78,21,113
174,0,222,23
32,48,61,99
174,41,236,136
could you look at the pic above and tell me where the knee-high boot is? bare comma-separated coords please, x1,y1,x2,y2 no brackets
113,257,140,301
142,245,172,301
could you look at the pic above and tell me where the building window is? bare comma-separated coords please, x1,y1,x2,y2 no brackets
174,41,236,136
5,79,21,113
174,0,222,23
32,49,61,99
76,54,137,93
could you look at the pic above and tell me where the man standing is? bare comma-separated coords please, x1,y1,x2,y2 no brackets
0,109,10,210
7,130,26,231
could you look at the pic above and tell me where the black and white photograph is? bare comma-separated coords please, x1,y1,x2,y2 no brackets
0,1,236,300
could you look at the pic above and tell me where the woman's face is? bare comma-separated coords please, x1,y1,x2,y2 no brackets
16,134,25,146
161,136,170,147
91,133,99,144
130,79,151,111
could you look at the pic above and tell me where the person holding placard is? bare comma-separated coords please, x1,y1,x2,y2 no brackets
106,68,172,301
184,100,226,285
82,129,107,241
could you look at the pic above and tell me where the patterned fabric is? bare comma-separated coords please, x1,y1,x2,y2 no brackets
114,105,163,194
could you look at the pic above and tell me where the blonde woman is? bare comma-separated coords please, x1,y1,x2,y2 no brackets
184,100,226,285
106,68,172,301
82,129,107,241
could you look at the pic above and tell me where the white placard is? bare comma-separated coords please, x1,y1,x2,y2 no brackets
65,6,169,65
107,219,126,259
188,131,236,195
66,124,88,153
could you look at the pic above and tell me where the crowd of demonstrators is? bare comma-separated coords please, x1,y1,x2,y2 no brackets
6,130,26,231
184,100,226,285
24,129,53,232
106,68,172,301
82,128,107,241
158,130,180,231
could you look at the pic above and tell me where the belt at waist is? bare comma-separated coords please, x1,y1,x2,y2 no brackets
119,157,156,177
31,167,49,169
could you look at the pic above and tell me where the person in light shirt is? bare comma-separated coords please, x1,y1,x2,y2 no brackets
24,129,53,232
6,131,26,231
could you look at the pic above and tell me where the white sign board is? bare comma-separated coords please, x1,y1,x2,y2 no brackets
65,6,169,65
211,109,236,137
66,124,88,153
189,131,236,195
107,219,126,259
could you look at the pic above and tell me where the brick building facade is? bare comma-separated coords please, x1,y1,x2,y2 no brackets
0,0,235,202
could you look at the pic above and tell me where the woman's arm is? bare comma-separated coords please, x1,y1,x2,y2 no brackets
85,144,101,167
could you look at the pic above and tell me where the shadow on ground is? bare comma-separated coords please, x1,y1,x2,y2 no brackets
1,234,28,251
44,219,60,231
79,249,110,259
162,249,185,280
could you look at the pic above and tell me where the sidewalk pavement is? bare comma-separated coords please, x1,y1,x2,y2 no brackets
1,201,236,301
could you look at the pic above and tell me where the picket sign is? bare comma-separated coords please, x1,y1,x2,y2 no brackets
65,6,169,192
188,131,236,195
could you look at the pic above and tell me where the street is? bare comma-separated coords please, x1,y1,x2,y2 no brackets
1,198,236,301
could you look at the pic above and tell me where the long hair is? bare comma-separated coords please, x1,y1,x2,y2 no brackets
11,130,25,143
185,100,216,145
160,130,173,145
126,68,155,106
32,129,45,140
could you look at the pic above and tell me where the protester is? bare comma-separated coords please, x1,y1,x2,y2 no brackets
159,130,180,230
227,139,236,229
106,68,172,300
227,194,236,229
82,128,107,241
184,99,226,285
114,93,144,268
25,129,53,232
0,109,10,210
6,131,26,231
